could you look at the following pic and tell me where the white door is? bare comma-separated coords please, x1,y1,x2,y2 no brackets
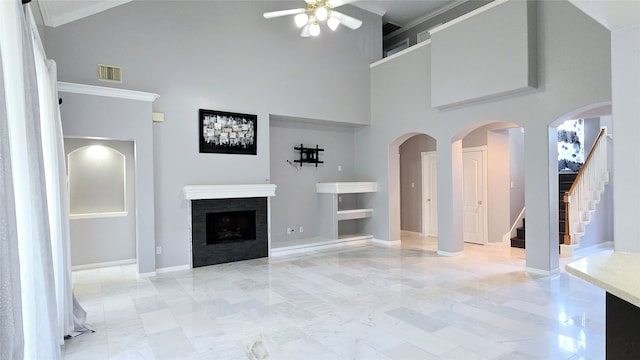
463,147,487,244
421,152,438,237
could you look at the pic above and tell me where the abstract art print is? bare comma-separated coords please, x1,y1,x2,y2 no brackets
199,109,257,155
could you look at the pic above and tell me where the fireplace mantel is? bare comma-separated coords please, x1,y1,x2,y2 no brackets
183,184,276,200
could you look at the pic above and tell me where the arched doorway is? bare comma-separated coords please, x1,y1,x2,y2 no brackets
388,132,437,248
451,121,525,249
548,102,613,255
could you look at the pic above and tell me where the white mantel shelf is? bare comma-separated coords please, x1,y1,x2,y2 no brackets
183,184,276,200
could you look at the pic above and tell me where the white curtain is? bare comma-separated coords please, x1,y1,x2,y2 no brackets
0,2,90,358
0,34,25,360
29,9,76,340
16,2,60,358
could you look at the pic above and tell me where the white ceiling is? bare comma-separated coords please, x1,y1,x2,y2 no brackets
37,0,133,27
37,0,640,33
351,0,457,26
36,0,460,28
567,0,640,32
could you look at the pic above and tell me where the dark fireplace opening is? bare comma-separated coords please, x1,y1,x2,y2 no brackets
206,210,256,245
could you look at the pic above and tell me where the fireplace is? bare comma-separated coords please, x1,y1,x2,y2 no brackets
206,211,256,245
185,184,276,268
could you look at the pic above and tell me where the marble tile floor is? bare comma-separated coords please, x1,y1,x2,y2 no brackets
63,236,611,360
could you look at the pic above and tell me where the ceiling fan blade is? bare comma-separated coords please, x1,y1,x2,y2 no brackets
331,11,362,30
263,8,305,19
300,23,311,37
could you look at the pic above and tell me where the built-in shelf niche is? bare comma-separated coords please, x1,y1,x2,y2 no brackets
316,182,377,241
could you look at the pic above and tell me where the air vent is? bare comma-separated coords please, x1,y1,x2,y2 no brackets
98,64,122,83
383,22,402,37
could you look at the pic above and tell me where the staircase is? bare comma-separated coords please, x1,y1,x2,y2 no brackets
559,172,577,246
510,128,608,250
510,172,585,250
510,218,525,249
562,128,609,249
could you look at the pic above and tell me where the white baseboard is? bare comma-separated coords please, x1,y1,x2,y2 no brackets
563,241,613,258
400,230,424,237
370,238,401,247
270,237,370,257
72,258,136,271
526,267,560,277
437,250,463,257
137,271,157,278
156,264,191,274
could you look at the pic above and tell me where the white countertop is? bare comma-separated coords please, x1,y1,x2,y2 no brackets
316,182,378,194
566,250,640,307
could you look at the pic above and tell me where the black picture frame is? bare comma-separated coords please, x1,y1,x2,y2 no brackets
199,109,257,155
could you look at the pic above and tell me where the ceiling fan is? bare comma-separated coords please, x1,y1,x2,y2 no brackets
263,0,363,37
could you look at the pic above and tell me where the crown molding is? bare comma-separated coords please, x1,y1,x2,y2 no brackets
58,82,159,102
38,0,133,27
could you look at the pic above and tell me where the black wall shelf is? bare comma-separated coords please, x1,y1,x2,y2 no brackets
293,144,324,167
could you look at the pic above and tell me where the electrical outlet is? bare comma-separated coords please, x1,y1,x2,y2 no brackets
299,226,304,233
287,228,295,234
156,246,162,255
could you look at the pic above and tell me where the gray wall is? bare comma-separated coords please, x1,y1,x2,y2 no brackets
462,122,517,148
359,0,611,273
269,117,356,246
64,138,136,266
430,0,537,108
613,25,640,252
509,127,525,225
399,134,436,233
487,130,511,243
583,117,600,155
59,92,156,274
45,1,381,269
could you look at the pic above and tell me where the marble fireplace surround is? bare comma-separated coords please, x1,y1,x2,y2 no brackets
183,184,276,267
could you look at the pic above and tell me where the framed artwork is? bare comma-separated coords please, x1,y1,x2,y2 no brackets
199,109,257,155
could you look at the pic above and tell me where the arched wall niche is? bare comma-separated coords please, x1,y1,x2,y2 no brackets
68,145,126,216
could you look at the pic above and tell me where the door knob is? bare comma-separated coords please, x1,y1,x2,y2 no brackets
426,198,431,202
478,200,483,205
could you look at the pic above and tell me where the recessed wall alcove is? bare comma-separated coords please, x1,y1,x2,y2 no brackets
67,144,127,217
64,138,136,267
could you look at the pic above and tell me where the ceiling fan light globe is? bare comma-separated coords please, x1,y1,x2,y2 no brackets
294,13,309,27
327,16,340,31
315,6,329,21
310,22,321,36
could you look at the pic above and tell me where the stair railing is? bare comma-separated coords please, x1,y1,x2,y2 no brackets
563,128,608,245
